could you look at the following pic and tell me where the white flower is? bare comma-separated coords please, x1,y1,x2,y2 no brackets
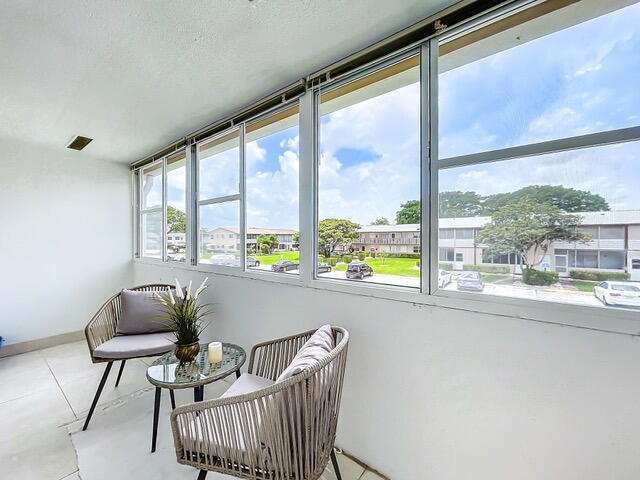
194,277,209,300
154,291,168,306
175,279,184,299
167,287,176,305
186,281,192,300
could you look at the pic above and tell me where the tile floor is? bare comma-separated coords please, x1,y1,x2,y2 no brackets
0,340,385,480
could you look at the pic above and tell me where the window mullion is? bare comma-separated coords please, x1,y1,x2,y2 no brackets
239,123,247,271
299,90,316,285
162,157,168,262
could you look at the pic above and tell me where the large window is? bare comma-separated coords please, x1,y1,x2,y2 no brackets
197,130,241,267
166,152,187,263
317,55,421,288
245,106,300,275
139,162,163,259
133,1,640,320
437,2,640,310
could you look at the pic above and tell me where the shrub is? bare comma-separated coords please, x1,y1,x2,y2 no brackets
328,257,338,266
522,268,559,286
415,260,420,267
380,252,420,259
343,254,353,264
463,264,510,274
569,269,630,281
357,251,366,261
370,251,376,258
439,262,453,270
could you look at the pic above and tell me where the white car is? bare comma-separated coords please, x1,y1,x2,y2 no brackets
594,281,640,307
438,269,452,288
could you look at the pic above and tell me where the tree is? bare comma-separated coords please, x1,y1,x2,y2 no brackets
167,206,186,233
476,200,591,272
318,219,360,258
256,234,278,254
371,217,390,225
396,200,420,224
293,232,300,246
439,191,483,218
481,185,609,214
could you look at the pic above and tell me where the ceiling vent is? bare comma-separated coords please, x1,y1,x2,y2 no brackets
66,135,93,151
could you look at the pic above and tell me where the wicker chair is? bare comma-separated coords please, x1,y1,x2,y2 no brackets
83,284,175,431
171,326,349,480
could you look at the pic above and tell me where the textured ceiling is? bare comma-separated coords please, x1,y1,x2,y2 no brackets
0,0,456,163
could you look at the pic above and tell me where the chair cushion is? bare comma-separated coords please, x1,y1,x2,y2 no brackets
116,289,174,335
275,324,334,382
221,373,275,398
93,332,175,359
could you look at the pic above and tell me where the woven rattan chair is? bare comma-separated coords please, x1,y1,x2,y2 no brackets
83,284,175,430
171,326,349,480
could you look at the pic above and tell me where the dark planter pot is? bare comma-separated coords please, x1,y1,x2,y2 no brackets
175,341,200,364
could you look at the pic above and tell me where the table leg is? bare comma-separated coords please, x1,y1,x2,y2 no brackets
151,387,161,453
236,370,241,379
169,389,176,410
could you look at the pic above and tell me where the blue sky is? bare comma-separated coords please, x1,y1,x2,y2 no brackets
158,2,640,231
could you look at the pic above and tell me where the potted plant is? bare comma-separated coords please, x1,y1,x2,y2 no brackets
155,278,210,364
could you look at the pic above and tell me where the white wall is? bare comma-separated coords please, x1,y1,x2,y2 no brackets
0,137,133,346
133,263,640,480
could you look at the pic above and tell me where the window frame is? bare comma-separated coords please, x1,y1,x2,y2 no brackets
131,0,640,334
195,126,244,271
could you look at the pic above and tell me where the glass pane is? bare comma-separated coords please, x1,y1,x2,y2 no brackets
438,140,640,310
318,56,421,288
166,152,187,263
198,130,240,200
245,107,300,275
439,3,640,158
198,201,240,267
141,163,162,209
141,211,162,258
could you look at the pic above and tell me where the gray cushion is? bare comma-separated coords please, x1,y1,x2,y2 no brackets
116,289,173,335
221,373,275,399
275,324,334,382
93,332,175,359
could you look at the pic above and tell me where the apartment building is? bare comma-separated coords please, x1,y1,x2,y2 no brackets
202,227,297,253
355,210,640,279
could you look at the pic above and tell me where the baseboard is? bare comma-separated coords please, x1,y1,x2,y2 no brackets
0,330,85,358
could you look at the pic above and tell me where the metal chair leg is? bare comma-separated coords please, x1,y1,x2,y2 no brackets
151,387,161,453
197,470,208,480
82,361,113,431
330,448,342,480
114,359,126,387
169,389,176,410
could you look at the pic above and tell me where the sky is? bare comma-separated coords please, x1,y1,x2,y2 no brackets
147,2,640,231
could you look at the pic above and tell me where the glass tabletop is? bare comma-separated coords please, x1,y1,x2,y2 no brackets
146,342,246,389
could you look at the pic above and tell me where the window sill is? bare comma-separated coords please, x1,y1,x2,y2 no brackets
132,257,640,336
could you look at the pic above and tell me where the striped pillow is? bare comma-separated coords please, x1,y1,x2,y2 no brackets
275,325,334,382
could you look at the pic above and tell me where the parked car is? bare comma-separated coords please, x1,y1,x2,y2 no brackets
345,262,373,280
457,271,484,292
317,262,332,274
594,281,640,307
438,269,452,288
246,256,260,267
271,260,299,272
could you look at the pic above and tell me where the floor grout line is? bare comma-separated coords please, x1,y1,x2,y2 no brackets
44,356,79,420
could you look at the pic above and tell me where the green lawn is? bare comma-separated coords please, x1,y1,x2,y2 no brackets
250,251,300,265
573,280,598,293
332,257,420,277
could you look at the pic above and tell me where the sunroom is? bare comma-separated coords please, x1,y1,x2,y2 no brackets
2,1,640,479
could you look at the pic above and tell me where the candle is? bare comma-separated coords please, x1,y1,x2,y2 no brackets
208,342,222,364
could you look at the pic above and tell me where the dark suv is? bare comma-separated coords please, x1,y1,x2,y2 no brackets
345,262,373,279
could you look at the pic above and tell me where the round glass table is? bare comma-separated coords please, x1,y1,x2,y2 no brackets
145,342,246,452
